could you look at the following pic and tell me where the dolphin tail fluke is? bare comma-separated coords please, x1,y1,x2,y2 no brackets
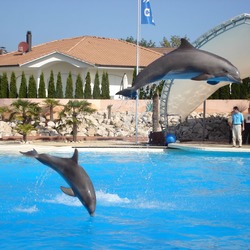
20,149,39,158
116,87,137,98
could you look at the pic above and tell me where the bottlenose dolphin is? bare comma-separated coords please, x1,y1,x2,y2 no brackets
116,38,241,97
20,149,96,216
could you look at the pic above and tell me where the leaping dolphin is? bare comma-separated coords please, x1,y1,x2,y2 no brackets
116,38,241,97
20,149,96,216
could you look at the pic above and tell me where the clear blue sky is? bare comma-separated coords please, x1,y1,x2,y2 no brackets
1,0,249,52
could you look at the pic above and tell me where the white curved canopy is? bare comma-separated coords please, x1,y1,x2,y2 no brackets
162,13,250,122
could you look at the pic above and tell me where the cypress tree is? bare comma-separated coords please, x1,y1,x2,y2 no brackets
84,72,92,99
38,72,46,98
231,83,241,99
48,70,55,98
19,71,27,98
93,71,101,99
65,72,73,98
9,72,17,98
75,73,84,99
1,72,9,98
239,78,250,99
28,75,37,98
0,75,2,98
101,72,110,99
219,85,230,99
56,72,63,98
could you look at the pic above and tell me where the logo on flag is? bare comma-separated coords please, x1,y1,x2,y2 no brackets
141,0,155,25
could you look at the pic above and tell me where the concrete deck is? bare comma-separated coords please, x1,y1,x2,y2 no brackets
168,142,250,153
0,139,167,154
0,139,250,154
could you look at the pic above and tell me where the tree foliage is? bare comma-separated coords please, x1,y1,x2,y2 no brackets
75,73,84,99
122,36,155,47
93,72,101,99
43,98,61,121
84,72,92,99
101,72,110,99
9,72,17,98
1,72,9,98
38,72,46,98
19,72,27,98
65,72,73,99
56,72,63,98
209,78,250,99
59,100,96,142
48,70,55,98
10,99,41,142
28,75,37,98
160,35,189,48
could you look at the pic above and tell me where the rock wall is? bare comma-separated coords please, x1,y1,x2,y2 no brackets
0,111,231,142
171,112,230,142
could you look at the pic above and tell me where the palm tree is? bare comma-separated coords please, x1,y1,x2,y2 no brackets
60,100,96,142
152,90,160,132
0,106,10,121
43,98,62,121
10,99,41,142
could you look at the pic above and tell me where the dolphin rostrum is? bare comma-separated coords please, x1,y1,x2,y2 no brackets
116,38,241,97
20,148,96,216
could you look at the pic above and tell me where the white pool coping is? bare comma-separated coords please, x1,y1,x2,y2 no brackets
168,142,250,153
0,143,166,155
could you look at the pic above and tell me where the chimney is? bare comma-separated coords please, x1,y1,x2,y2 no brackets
26,31,32,52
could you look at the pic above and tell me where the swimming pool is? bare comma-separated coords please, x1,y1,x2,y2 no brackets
1,148,249,249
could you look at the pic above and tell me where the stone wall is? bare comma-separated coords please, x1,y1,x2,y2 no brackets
0,110,231,142
170,112,230,142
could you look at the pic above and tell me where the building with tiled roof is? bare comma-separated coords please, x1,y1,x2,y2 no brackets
0,32,163,99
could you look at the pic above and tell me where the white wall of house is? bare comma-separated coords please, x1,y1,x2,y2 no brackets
0,60,135,99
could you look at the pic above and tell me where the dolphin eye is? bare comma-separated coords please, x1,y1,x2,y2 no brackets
223,69,228,73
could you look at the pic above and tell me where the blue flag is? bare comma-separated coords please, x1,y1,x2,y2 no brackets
141,0,155,25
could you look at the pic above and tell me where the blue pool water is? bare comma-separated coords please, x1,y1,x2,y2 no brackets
0,149,250,249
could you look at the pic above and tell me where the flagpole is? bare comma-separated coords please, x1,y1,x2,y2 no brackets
135,0,141,144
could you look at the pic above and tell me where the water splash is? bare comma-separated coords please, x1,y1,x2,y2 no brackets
96,190,130,205
15,205,38,214
42,190,174,210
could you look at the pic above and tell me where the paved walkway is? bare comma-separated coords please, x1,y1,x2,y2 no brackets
1,139,250,154
168,141,250,153
0,139,166,154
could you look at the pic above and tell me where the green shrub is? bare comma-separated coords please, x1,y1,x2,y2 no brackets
75,73,84,99
28,75,37,98
65,72,73,98
84,72,92,99
19,72,27,98
56,72,63,98
48,70,55,98
38,72,46,98
9,72,17,98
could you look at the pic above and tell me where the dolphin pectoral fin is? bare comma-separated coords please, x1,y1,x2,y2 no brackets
207,80,220,85
191,73,213,81
116,87,137,98
60,186,76,197
20,148,39,157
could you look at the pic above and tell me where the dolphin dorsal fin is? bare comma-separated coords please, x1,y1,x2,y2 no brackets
72,149,78,163
179,38,194,50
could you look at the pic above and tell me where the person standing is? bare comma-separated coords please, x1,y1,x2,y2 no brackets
243,107,250,144
232,106,244,147
227,111,233,144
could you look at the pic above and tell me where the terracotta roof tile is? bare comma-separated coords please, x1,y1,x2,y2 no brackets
0,36,163,68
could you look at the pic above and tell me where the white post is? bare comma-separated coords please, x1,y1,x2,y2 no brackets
135,0,141,144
